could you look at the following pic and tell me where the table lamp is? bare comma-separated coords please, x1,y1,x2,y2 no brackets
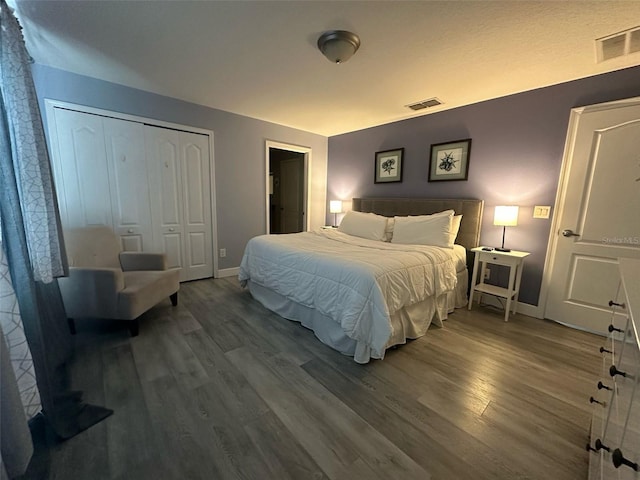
329,200,343,227
493,206,519,252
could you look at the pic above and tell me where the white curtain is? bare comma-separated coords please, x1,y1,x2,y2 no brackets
0,4,65,284
0,319,34,480
1,0,62,476
0,241,41,418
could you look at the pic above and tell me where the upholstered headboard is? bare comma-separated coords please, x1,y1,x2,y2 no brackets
352,197,484,251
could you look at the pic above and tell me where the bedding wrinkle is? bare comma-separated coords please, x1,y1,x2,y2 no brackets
239,230,458,359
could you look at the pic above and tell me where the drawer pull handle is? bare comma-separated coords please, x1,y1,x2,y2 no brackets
600,346,612,354
597,381,612,391
612,448,639,471
610,365,628,378
608,300,626,309
608,324,624,334
595,439,610,452
589,396,605,406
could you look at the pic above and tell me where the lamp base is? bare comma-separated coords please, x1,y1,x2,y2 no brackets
494,247,511,252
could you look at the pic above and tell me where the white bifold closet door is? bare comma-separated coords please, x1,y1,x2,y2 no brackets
50,107,213,282
144,126,212,282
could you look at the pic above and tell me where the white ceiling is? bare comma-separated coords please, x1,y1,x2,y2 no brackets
10,0,640,136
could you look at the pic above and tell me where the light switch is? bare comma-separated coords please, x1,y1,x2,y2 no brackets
533,206,551,219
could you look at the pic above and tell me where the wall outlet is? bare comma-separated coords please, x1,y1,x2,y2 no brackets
219,248,226,258
484,268,491,280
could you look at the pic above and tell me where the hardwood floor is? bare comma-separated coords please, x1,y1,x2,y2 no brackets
25,277,602,480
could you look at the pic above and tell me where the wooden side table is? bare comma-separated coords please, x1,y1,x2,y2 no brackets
468,247,530,321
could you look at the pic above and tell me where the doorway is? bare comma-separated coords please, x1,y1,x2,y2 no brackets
265,141,310,234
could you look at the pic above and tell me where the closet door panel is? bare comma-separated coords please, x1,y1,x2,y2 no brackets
103,117,152,252
181,133,212,280
144,126,186,280
51,109,111,228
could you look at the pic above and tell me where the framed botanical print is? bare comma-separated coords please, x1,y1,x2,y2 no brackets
428,139,471,182
374,148,404,183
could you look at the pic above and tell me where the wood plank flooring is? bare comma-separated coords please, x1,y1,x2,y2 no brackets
24,277,603,480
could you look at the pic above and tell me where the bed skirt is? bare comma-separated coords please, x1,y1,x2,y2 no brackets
245,268,468,363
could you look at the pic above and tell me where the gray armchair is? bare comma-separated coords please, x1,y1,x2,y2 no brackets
58,225,180,336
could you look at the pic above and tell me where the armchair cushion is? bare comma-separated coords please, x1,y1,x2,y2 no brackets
119,270,180,320
119,252,167,271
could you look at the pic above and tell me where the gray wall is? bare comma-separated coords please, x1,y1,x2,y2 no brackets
31,64,328,272
327,65,640,306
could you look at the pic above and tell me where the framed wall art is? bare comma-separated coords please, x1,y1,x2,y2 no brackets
374,148,404,183
428,138,471,182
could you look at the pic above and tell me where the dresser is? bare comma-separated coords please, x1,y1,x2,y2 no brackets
588,258,640,479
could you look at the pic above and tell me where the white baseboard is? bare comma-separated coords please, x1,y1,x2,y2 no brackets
470,292,543,319
217,267,240,278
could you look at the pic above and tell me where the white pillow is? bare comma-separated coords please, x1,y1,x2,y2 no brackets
338,211,388,241
391,212,454,248
450,215,462,245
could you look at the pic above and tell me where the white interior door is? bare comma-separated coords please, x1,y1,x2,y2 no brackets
103,117,153,252
145,127,185,276
544,98,640,334
180,132,213,281
145,126,213,281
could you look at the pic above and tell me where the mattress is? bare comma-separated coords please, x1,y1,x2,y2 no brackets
239,229,463,363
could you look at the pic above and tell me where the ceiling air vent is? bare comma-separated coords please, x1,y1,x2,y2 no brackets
597,26,640,62
406,98,442,111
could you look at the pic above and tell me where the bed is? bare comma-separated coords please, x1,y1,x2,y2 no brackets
239,197,484,363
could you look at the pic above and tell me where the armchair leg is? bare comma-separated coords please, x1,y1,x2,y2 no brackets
129,319,140,337
170,292,178,306
67,318,77,335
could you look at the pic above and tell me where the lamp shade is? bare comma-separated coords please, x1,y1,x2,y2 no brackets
317,30,360,64
329,200,343,214
494,206,519,226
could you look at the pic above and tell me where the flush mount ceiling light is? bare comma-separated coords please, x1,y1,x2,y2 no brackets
317,30,360,64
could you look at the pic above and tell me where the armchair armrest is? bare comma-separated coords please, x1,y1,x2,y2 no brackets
58,267,125,319
119,252,167,271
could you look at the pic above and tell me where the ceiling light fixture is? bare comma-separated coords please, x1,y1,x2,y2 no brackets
317,30,360,64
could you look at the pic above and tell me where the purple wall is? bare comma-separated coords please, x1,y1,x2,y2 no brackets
327,66,640,306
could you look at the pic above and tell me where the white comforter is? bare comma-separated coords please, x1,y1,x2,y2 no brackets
238,229,458,359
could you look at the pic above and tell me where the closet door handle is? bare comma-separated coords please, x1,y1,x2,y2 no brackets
610,365,628,378
608,300,626,309
562,229,580,237
612,448,639,471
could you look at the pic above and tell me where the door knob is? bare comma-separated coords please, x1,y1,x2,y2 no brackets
562,229,580,237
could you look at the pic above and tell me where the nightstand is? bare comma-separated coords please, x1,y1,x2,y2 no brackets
468,247,530,321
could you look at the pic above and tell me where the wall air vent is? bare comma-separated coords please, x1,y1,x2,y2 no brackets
597,26,640,62
406,98,442,111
